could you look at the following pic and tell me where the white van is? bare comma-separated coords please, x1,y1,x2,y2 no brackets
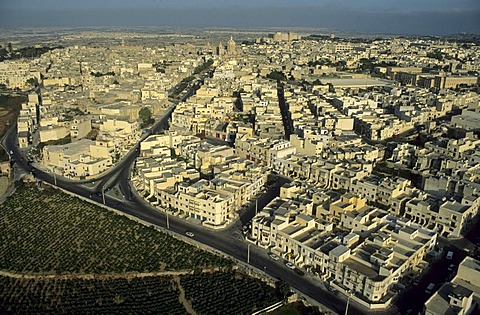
425,283,435,294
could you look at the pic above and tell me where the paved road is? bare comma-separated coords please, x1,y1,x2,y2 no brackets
396,241,468,315
277,83,294,140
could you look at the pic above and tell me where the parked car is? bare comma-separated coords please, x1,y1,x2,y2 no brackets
413,279,420,286
285,262,295,270
447,264,456,272
268,253,280,261
185,231,194,238
327,286,338,294
446,251,454,260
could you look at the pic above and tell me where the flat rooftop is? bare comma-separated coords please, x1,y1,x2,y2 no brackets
281,224,305,236
343,257,381,280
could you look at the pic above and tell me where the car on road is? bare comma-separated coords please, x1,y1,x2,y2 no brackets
285,262,295,270
268,253,279,261
327,286,338,294
446,251,454,260
425,282,435,294
413,279,420,286
185,231,194,238
447,264,456,272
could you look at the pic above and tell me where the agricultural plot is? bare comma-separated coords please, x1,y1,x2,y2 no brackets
0,275,186,314
0,272,282,314
181,271,280,314
0,184,233,274
0,185,282,314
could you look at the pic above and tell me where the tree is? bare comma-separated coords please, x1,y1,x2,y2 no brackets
266,70,287,81
139,107,153,128
193,59,214,75
26,77,38,87
275,280,291,300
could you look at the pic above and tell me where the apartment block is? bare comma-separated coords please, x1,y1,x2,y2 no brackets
424,257,480,315
250,192,437,305
42,139,111,179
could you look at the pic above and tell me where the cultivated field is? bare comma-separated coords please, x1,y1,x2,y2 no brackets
0,271,281,314
0,184,233,274
0,184,282,314
181,271,279,314
0,275,186,314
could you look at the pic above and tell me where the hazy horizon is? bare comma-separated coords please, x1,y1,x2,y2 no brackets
0,0,479,36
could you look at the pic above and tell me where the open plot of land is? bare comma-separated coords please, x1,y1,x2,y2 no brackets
0,270,281,314
0,177,9,197
0,94,24,161
0,184,233,274
181,271,280,314
270,301,323,315
0,275,186,314
0,94,23,137
0,184,282,314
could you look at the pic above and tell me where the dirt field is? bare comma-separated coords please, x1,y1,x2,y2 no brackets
0,94,25,161
0,177,8,197
0,94,24,136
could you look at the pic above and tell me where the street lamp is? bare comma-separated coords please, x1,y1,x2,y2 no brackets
102,186,106,205
247,243,251,264
345,290,352,315
166,211,170,229
49,166,57,186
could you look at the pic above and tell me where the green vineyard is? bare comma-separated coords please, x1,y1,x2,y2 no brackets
181,271,280,314
0,185,281,314
0,276,186,314
0,185,232,274
0,273,282,314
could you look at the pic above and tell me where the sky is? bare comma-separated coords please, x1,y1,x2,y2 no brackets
0,0,479,35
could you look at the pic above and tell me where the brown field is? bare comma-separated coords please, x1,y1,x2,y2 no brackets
0,94,24,161
0,94,24,137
